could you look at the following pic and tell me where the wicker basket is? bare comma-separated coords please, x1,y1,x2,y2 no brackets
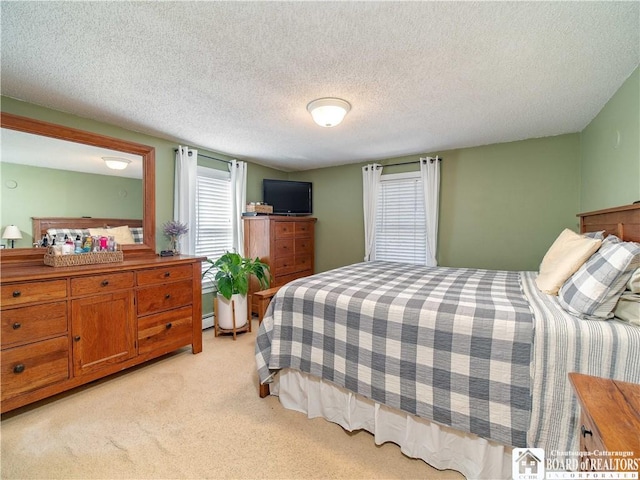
245,203,273,214
44,247,124,267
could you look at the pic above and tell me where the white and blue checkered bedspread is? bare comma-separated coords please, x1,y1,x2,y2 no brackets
256,261,534,447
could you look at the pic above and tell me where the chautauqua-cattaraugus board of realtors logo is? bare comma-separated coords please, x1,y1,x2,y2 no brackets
512,448,639,480
513,448,545,480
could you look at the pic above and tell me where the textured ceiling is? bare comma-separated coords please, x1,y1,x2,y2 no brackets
1,1,638,172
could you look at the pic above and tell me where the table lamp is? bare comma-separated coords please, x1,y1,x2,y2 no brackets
2,225,22,248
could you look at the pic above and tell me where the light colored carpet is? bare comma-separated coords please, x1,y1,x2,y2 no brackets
1,322,464,479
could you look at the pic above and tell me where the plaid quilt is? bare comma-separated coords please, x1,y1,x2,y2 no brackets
256,261,534,447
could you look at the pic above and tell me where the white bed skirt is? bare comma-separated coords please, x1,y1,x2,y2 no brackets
273,369,512,480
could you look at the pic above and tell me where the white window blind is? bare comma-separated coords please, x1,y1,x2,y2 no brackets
196,166,233,283
374,172,426,265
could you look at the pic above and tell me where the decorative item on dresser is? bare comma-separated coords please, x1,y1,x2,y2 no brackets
243,215,316,315
1,256,203,413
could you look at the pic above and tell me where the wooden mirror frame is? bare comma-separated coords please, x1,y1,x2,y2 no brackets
0,112,156,265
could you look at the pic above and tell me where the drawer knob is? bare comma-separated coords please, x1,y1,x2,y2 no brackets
13,364,25,374
74,336,81,342
12,322,21,330
12,290,21,298
166,322,173,330
101,280,110,287
165,294,171,299
581,425,592,438
164,271,171,277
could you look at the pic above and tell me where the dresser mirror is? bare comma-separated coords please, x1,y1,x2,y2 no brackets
0,112,156,264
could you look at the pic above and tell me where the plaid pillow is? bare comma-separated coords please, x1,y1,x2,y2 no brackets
583,230,605,240
558,236,640,320
129,227,144,244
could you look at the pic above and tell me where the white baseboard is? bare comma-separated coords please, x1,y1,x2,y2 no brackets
202,313,214,330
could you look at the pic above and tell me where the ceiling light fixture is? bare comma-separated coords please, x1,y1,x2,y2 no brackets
103,157,131,170
307,97,351,127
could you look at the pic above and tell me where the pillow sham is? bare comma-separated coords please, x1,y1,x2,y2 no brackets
627,268,640,293
535,228,602,295
558,236,640,320
89,225,136,245
613,292,640,326
583,230,605,240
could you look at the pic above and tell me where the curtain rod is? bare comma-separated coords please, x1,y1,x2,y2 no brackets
365,156,442,170
174,148,231,164
386,156,442,168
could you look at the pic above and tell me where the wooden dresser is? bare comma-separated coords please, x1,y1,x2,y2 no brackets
243,216,316,313
1,256,203,413
569,372,640,472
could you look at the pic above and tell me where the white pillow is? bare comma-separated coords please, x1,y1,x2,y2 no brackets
89,225,136,245
535,228,602,295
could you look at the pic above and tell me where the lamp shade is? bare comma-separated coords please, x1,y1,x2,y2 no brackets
307,98,351,127
103,157,131,170
2,225,22,248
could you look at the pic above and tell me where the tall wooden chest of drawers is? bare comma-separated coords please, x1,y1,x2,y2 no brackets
1,256,203,413
243,216,316,314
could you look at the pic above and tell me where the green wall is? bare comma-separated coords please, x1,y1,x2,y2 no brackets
579,67,640,211
292,134,581,273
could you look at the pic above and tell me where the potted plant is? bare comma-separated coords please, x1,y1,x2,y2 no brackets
203,251,271,330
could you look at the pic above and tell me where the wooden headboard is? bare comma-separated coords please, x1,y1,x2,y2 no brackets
32,217,143,240
578,204,640,243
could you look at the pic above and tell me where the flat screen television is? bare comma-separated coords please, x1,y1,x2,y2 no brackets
263,179,312,215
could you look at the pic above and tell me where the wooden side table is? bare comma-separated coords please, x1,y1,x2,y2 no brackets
569,372,640,472
254,286,281,325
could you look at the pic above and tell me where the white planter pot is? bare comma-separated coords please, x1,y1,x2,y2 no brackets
216,293,248,330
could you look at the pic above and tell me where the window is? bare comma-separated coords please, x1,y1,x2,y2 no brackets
195,166,233,284
374,172,426,265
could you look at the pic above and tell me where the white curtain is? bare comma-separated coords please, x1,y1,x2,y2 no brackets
420,156,440,267
174,146,197,255
229,159,247,253
362,163,382,261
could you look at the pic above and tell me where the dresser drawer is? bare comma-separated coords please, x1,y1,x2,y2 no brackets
137,280,193,316
579,411,605,455
1,280,67,307
274,256,297,275
295,255,312,271
274,269,313,287
137,306,193,355
137,265,193,286
295,237,313,254
295,222,313,238
274,222,295,239
1,301,67,347
71,272,134,296
275,238,294,258
1,336,69,401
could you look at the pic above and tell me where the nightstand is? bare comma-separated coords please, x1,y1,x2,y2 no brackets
569,372,640,472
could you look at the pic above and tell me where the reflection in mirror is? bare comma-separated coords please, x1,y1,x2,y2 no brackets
0,112,155,263
2,129,144,248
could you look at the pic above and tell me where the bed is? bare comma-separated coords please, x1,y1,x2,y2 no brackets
255,204,640,479
32,216,144,245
